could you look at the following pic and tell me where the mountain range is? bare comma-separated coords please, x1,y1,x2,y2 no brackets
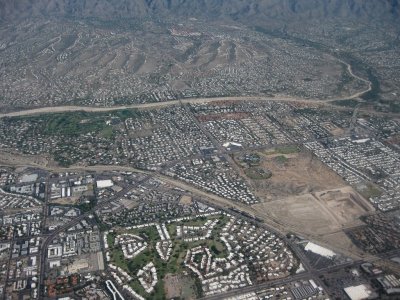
1,0,399,23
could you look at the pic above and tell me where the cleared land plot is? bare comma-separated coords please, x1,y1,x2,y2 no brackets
164,273,197,300
254,187,374,236
315,187,375,224
49,196,80,205
66,252,104,273
179,195,193,205
245,150,346,201
0,150,55,168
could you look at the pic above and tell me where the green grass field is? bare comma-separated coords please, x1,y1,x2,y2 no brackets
359,183,383,199
274,155,289,164
275,146,299,155
245,168,272,180
12,108,142,137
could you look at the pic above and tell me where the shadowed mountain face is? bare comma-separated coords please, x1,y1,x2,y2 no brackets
0,0,399,112
0,0,399,23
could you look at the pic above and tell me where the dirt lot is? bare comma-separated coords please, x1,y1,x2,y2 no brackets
49,196,80,205
0,150,57,168
164,273,197,300
119,198,138,210
179,195,193,205
241,150,346,201
253,186,375,236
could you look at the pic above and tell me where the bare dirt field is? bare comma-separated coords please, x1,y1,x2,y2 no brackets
49,196,80,205
164,273,196,300
244,150,346,201
321,121,346,136
253,186,375,236
315,187,374,224
321,231,365,257
0,150,57,169
179,195,193,205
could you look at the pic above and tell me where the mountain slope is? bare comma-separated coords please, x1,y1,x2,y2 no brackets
1,0,399,23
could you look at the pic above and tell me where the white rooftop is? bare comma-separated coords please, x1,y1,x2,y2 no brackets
96,179,114,188
304,242,335,259
20,174,38,183
344,284,374,300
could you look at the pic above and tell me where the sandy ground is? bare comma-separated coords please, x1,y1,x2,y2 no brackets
179,195,193,205
49,197,79,205
319,231,364,257
254,186,375,237
249,150,346,201
0,150,57,169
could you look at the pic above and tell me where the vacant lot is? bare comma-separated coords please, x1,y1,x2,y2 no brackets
164,274,197,300
49,196,80,205
243,150,345,201
254,186,374,236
